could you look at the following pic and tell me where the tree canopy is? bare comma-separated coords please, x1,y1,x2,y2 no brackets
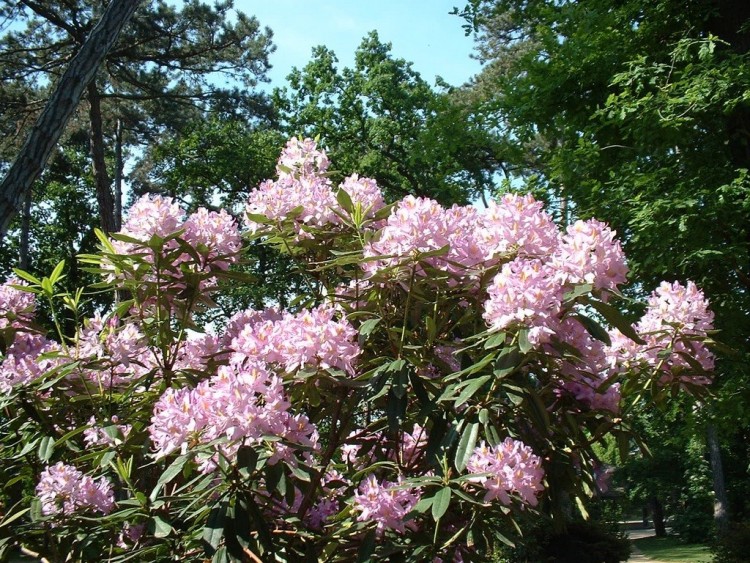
273,31,504,204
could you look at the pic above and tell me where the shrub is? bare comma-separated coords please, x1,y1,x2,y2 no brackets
0,138,716,562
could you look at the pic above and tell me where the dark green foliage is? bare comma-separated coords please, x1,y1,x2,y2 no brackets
672,508,715,544
713,522,750,563
497,519,631,563
132,120,284,212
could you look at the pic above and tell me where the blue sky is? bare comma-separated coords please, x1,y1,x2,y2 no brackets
233,1,482,90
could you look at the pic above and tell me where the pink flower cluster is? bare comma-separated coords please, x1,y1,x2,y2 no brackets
148,301,360,470
483,258,562,345
482,217,627,343
362,197,486,279
72,315,156,388
352,474,421,534
477,194,560,258
229,305,360,376
84,416,132,448
0,278,67,393
361,193,627,300
0,277,35,330
553,219,628,291
607,281,715,385
245,138,384,236
36,462,114,517
0,332,61,393
109,194,241,277
277,136,330,177
149,361,319,469
339,174,386,217
466,438,545,506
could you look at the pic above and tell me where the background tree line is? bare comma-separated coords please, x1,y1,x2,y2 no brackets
0,0,749,558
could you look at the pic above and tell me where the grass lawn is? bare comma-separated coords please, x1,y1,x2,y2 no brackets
633,535,712,562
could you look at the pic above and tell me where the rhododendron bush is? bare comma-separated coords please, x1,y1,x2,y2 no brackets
0,138,715,562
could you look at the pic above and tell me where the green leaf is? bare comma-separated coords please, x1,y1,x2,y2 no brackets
152,515,172,538
484,331,507,350
454,422,479,472
237,446,259,479
358,318,381,338
40,277,53,295
48,260,66,286
336,186,355,213
12,268,41,286
0,507,29,529
411,496,435,514
243,492,275,554
38,436,54,462
94,228,117,253
431,487,452,522
563,283,594,303
478,408,489,425
387,388,407,431
454,375,491,408
517,328,532,354
575,314,612,345
53,425,88,448
157,454,189,487
202,502,227,555
357,529,377,562
586,298,646,344
211,547,228,563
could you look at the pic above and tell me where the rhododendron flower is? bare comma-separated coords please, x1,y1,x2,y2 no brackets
363,196,486,280
120,193,184,240
0,277,35,330
483,258,563,345
338,174,385,218
551,317,621,413
277,136,330,178
606,280,714,386
467,438,544,506
83,416,132,448
182,207,242,268
36,462,114,517
245,137,344,236
149,361,319,469
229,305,360,376
398,424,428,467
552,219,628,292
475,193,560,259
106,195,240,284
352,475,421,534
245,175,338,235
71,316,155,388
0,333,61,392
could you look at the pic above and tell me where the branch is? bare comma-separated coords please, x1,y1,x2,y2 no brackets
18,0,84,43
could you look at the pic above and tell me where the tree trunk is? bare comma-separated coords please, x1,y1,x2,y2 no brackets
650,497,667,537
87,83,116,233
708,423,730,536
19,189,31,270
114,118,123,231
0,0,143,241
